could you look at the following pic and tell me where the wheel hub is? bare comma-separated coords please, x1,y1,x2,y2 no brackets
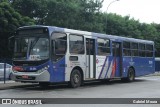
74,74,79,84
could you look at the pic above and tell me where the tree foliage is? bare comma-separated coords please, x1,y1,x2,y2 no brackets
0,1,34,58
11,0,104,32
1,0,160,58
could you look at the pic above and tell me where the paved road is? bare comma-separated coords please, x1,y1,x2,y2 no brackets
0,76,160,107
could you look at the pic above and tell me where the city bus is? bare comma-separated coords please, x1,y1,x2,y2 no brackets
11,25,155,88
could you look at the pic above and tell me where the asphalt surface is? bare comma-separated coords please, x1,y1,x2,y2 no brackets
0,74,160,107
0,81,33,90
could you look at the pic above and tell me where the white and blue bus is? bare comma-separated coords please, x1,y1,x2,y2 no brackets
11,26,155,88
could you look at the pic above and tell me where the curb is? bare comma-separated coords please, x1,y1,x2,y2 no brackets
0,82,35,90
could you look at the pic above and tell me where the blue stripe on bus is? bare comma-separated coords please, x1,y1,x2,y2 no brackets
23,61,49,71
48,60,54,82
104,57,112,78
98,56,108,79
49,57,65,82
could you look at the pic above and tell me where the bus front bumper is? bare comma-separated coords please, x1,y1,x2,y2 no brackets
11,70,50,82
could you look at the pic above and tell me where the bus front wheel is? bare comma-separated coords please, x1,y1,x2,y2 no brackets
69,69,82,88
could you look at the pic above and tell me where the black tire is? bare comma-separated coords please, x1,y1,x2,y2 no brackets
127,68,135,82
69,69,82,88
121,77,128,82
121,68,135,82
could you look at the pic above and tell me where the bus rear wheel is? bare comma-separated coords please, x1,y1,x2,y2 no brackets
121,68,135,82
127,68,135,81
127,68,135,82
69,69,82,88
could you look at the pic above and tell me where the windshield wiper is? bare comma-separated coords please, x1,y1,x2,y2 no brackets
29,38,39,55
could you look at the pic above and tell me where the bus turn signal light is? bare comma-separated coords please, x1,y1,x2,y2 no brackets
13,66,24,71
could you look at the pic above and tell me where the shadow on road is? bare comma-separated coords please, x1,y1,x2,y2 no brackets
1,78,147,91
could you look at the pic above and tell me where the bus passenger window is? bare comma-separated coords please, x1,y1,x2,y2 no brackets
139,43,146,57
69,34,84,54
123,49,131,56
112,42,120,57
146,44,153,57
97,38,110,56
131,42,138,56
55,40,66,55
146,51,153,57
146,44,153,51
86,39,95,55
123,41,131,56
52,33,67,61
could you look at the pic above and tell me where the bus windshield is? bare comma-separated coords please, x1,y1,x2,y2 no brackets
14,37,49,60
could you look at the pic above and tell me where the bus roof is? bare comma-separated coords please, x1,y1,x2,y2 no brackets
92,33,154,44
18,25,154,44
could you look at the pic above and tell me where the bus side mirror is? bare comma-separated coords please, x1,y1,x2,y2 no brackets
8,36,15,51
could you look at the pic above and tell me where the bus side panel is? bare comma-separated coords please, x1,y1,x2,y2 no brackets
114,57,121,77
64,55,86,81
97,56,110,79
122,57,132,77
122,57,155,77
133,57,155,76
109,57,121,78
97,56,121,79
50,57,65,82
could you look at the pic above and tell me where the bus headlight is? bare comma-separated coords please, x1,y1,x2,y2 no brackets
36,66,48,74
12,66,24,73
13,70,18,73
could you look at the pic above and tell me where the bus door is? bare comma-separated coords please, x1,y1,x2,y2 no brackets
112,42,122,77
85,38,96,79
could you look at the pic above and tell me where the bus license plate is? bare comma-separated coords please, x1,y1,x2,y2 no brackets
22,75,29,79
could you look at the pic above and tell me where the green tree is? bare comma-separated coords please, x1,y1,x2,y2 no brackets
0,1,34,58
105,13,142,38
11,0,104,32
9,0,160,57
151,23,160,56
12,0,48,24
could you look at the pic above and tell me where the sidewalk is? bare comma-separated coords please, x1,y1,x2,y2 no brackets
145,71,160,76
152,72,160,76
0,81,34,90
